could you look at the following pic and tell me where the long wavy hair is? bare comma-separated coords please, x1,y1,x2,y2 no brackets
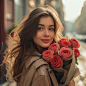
2,5,64,82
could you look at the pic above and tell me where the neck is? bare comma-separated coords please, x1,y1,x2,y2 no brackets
36,45,43,53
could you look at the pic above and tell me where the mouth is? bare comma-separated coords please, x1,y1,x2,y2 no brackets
41,39,50,43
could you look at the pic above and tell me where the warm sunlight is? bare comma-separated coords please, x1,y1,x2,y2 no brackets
62,0,86,22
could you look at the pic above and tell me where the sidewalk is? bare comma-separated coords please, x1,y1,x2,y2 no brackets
0,81,16,86
0,82,9,86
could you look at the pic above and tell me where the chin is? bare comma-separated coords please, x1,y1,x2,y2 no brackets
42,44,50,48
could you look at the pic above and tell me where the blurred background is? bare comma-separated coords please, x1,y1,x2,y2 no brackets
0,0,86,86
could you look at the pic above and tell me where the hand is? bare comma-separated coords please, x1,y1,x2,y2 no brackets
68,80,75,86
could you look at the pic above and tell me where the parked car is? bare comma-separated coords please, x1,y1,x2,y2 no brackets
73,32,86,42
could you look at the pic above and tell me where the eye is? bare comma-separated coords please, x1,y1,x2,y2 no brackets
38,27,43,30
49,28,54,31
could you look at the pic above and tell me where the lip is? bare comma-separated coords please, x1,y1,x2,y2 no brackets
41,39,50,43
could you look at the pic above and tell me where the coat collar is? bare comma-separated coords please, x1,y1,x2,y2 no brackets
25,50,42,69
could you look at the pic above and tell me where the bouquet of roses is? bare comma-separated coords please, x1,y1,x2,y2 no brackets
42,37,80,85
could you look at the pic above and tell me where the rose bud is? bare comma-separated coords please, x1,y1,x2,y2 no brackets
42,50,54,62
49,43,60,54
73,48,80,58
59,47,72,61
69,38,80,48
51,54,63,68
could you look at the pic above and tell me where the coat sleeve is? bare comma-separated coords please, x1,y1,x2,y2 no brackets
32,75,52,86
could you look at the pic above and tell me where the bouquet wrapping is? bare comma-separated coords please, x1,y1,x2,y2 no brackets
42,37,80,86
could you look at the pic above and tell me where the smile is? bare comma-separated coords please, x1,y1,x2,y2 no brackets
41,39,50,43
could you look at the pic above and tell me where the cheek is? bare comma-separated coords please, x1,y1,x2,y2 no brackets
33,36,37,44
51,32,55,39
33,32,42,42
35,31,42,39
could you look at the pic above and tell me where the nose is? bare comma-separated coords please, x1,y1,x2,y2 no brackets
44,29,49,37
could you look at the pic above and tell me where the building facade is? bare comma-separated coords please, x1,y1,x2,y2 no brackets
0,0,29,82
75,1,86,34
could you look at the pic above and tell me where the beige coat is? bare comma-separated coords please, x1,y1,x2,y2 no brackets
17,51,79,86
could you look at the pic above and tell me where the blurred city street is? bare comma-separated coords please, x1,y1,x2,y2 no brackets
0,0,86,86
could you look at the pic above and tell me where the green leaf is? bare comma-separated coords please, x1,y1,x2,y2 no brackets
68,46,73,50
75,58,78,65
63,59,72,68
39,55,42,59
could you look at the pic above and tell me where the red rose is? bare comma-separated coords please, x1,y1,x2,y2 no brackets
58,38,66,44
49,43,60,54
73,48,80,58
42,50,54,62
69,38,80,48
59,40,71,48
59,47,72,61
51,54,63,68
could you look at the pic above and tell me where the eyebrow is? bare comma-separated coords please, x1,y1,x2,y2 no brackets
38,24,54,27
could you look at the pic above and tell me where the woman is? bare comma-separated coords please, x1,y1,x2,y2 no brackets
3,5,75,86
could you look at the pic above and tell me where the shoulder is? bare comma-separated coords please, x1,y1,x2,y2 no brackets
25,55,48,69
25,55,50,78
31,58,52,86
25,50,48,69
18,55,51,86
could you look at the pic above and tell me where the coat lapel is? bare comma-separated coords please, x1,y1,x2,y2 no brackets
25,50,42,69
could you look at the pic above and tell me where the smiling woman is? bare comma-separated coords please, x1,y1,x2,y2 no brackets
2,5,75,86
33,16,55,51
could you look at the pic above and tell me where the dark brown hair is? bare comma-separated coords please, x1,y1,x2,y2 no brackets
2,5,64,81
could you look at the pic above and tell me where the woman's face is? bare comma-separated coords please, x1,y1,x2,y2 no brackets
33,16,55,51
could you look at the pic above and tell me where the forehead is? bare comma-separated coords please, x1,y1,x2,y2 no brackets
38,16,54,25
